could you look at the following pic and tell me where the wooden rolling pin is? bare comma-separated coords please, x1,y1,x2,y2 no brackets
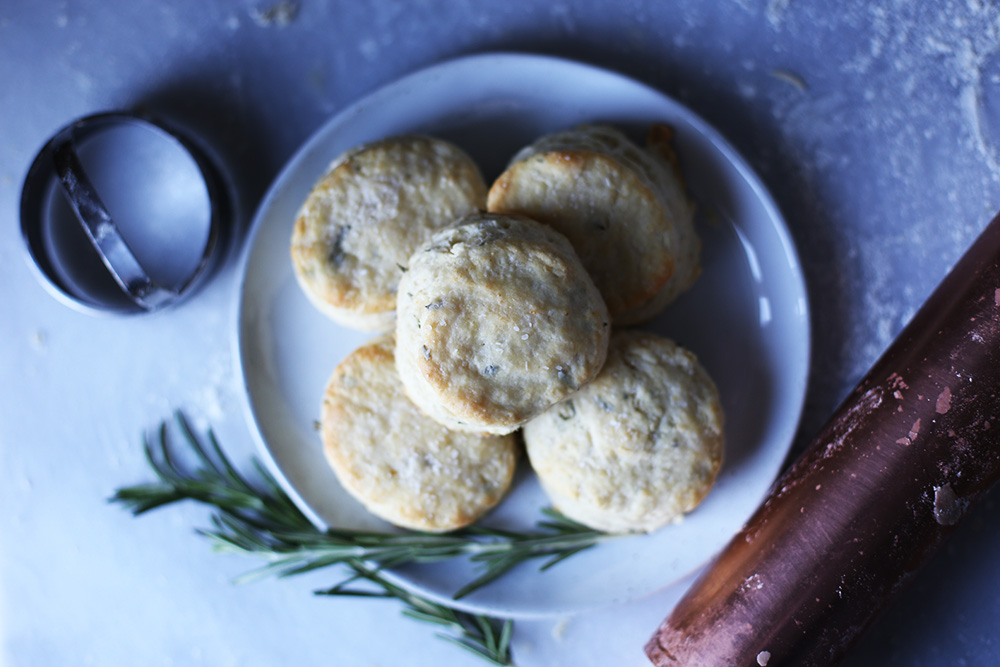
646,211,1000,666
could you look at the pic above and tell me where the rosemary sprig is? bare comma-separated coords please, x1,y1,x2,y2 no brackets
319,560,513,666
203,504,608,599
110,413,613,665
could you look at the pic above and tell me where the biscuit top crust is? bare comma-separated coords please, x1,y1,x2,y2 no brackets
488,124,697,321
291,135,486,324
321,335,518,533
523,330,724,533
396,213,610,434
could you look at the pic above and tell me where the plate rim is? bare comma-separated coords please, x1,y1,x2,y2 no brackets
231,51,812,618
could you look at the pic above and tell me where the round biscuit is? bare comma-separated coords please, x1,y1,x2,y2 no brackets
487,124,698,325
523,330,724,533
291,135,487,331
321,335,519,533
396,212,610,435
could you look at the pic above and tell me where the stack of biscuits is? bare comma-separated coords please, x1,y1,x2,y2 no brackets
291,127,724,534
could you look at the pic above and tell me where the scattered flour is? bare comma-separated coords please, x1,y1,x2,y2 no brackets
551,617,570,641
549,3,576,33
763,0,1000,389
843,1,1000,180
250,1,299,27
359,38,380,60
766,0,792,29
29,330,47,353
188,354,234,427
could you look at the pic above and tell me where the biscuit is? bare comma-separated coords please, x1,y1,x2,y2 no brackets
522,330,724,533
321,335,519,532
291,135,487,331
487,124,698,325
395,212,610,435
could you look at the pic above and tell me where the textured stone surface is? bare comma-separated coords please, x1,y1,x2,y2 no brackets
3,2,999,665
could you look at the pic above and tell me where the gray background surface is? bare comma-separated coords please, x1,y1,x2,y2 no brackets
2,1,999,665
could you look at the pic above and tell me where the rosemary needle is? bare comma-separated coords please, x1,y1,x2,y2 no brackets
110,413,615,666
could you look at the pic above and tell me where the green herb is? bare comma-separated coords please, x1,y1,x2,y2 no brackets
319,560,513,666
326,225,350,266
110,413,613,665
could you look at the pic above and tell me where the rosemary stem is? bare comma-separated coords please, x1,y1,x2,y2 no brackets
109,414,624,666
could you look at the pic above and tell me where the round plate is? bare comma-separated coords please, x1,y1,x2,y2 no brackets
234,53,810,618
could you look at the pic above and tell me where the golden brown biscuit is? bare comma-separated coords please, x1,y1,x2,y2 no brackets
395,212,610,435
487,124,698,325
321,335,519,532
523,330,724,533
291,135,487,331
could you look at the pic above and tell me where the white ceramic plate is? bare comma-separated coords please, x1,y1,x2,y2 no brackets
235,53,810,618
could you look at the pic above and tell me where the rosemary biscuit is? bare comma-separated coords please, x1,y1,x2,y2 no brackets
291,135,487,331
523,330,724,533
487,124,698,325
321,335,518,532
395,212,610,435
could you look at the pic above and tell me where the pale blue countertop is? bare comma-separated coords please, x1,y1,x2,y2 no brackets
2,2,999,665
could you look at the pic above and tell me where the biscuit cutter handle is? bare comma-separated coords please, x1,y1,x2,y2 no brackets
51,135,178,311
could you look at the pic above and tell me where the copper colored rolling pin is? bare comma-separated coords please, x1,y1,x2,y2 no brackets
646,211,1000,666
